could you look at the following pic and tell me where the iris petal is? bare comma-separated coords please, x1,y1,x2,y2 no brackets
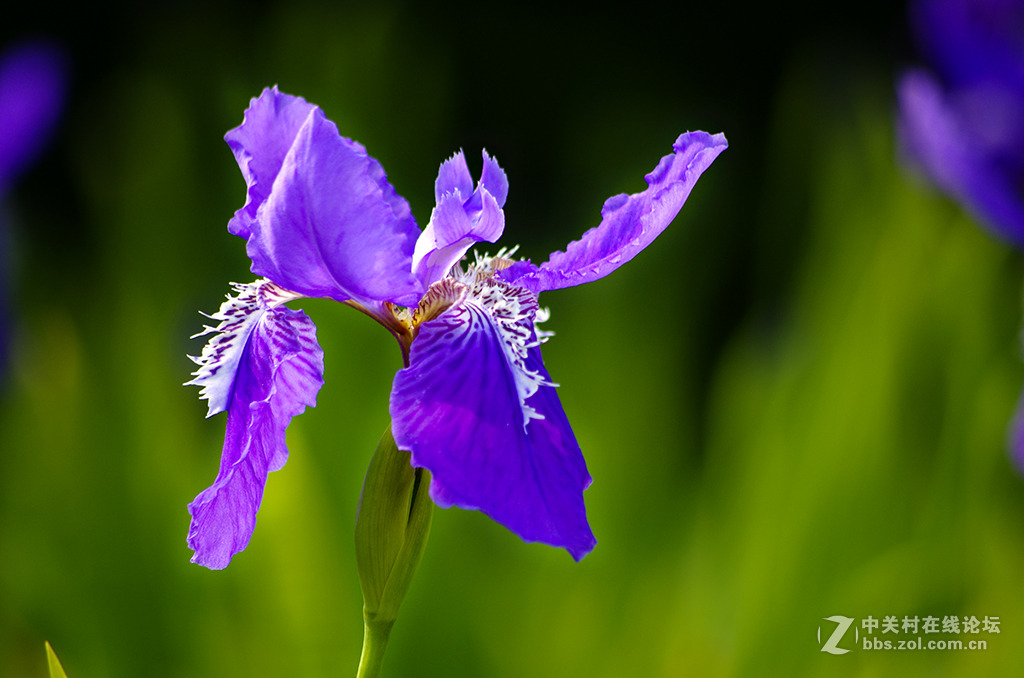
503,132,727,293
186,280,302,416
412,189,504,287
225,86,319,241
390,280,595,560
186,284,324,570
479,150,509,207
226,87,423,306
412,151,507,287
898,70,1024,244
0,40,66,193
433,150,474,204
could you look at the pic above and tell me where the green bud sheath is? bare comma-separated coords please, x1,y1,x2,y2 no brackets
354,424,433,678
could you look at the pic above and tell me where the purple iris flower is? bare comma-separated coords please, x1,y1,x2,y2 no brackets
897,2,1024,472
896,0,1024,243
0,40,66,375
186,86,726,569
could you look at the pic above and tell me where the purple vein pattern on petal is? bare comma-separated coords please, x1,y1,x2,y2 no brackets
226,87,422,306
389,281,595,560
186,282,324,570
0,40,66,194
413,151,507,287
504,132,727,293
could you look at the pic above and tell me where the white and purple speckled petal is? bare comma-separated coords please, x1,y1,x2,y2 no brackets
186,287,324,570
504,132,727,293
186,280,303,417
390,278,595,560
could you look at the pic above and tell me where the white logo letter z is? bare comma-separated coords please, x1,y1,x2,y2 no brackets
820,616,855,655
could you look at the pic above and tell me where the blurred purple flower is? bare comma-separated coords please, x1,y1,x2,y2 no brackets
897,0,1024,243
897,2,1024,471
186,87,726,569
0,40,66,375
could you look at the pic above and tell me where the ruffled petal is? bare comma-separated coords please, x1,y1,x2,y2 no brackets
479,150,509,207
897,70,1024,244
0,40,66,193
412,189,504,287
227,87,423,306
225,86,318,241
186,281,324,569
185,280,299,416
433,150,474,204
503,132,727,293
412,151,507,287
390,278,595,560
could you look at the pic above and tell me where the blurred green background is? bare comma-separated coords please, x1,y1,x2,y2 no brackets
3,1,1023,676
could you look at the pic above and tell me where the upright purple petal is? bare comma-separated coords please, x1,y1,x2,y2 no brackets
225,87,318,241
433,151,474,203
412,150,507,287
227,87,423,306
186,281,324,569
503,132,727,294
0,40,66,193
479,150,509,207
390,278,595,560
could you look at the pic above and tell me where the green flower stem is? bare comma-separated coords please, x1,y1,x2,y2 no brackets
356,618,393,678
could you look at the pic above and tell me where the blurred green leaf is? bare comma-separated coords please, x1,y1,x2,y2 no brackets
45,642,68,678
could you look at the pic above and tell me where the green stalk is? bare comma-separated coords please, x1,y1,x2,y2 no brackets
356,618,393,678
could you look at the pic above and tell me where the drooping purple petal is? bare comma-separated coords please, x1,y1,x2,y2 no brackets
412,150,507,287
0,40,66,194
502,132,727,294
390,278,595,560
186,281,324,569
226,87,422,306
898,70,1024,244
